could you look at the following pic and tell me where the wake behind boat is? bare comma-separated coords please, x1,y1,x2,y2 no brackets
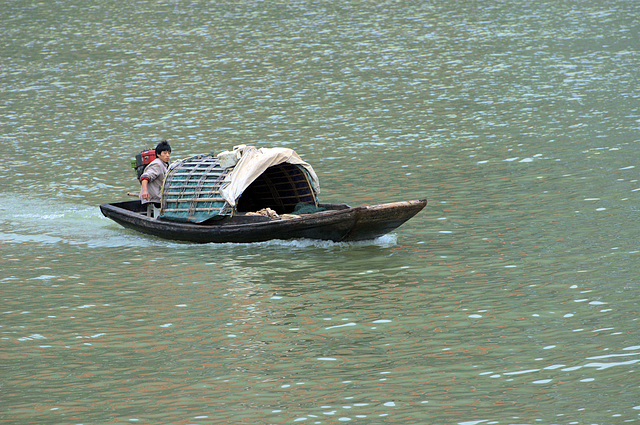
100,146,427,243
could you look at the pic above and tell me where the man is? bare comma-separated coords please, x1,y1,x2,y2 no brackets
140,140,171,209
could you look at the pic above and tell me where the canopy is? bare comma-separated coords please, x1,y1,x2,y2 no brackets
159,146,320,223
219,146,320,206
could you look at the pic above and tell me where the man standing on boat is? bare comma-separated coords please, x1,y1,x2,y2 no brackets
140,141,171,212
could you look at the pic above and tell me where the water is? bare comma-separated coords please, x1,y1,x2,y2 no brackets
1,0,639,423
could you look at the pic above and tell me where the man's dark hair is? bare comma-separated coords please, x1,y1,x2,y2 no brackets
155,140,171,156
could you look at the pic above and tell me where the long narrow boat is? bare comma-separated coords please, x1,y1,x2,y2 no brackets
100,198,427,243
100,146,426,243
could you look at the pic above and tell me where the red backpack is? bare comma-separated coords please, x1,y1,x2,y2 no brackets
130,149,156,181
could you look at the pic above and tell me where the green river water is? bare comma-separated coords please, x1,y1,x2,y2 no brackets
1,0,639,424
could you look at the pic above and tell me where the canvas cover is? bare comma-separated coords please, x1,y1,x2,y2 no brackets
219,145,320,206
159,146,320,223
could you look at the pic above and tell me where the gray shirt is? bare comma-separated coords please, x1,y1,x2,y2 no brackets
139,158,168,204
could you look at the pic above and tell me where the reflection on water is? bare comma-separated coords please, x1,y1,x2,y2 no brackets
2,0,640,423
4,244,639,423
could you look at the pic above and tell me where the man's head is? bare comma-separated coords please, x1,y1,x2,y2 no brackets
155,140,171,156
155,140,171,163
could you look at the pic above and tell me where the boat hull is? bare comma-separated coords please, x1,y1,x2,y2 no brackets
99,199,427,243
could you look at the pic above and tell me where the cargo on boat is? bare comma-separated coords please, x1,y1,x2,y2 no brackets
100,146,427,243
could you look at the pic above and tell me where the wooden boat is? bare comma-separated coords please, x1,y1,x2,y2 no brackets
100,198,427,243
100,146,426,243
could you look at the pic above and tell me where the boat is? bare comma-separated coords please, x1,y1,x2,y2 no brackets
100,146,427,243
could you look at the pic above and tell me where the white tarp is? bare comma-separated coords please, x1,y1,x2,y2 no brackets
218,146,320,207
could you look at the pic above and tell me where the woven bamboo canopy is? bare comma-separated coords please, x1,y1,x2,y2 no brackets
160,147,320,223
